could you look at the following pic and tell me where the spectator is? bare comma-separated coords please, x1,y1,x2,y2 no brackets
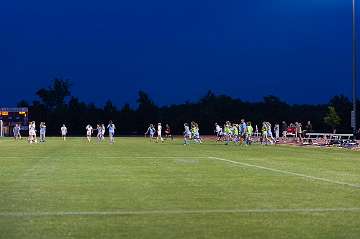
303,121,313,144
274,124,280,142
281,121,288,141
304,121,313,133
295,122,303,143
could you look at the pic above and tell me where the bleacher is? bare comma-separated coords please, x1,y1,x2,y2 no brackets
304,133,354,146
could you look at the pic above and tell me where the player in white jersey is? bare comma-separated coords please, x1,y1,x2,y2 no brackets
145,124,155,142
156,123,164,143
101,124,106,141
191,122,202,144
28,121,37,144
107,121,116,144
274,124,280,142
96,124,102,142
214,123,222,141
86,124,93,142
61,124,67,141
266,122,275,144
183,123,191,145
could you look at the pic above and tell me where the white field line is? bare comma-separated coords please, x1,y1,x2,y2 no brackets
1,156,207,159
104,156,209,159
1,208,360,217
1,157,50,159
209,157,360,189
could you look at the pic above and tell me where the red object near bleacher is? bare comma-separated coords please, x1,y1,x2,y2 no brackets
287,127,296,134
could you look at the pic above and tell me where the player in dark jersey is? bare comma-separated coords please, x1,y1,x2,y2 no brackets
165,124,174,140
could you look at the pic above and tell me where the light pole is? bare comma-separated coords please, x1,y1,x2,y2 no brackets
352,0,357,134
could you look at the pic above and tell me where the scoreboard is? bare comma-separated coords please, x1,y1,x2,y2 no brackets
0,107,29,136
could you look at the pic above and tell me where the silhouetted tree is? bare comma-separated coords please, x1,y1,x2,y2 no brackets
104,100,117,124
36,78,72,110
324,106,341,132
136,91,158,130
329,95,352,131
19,79,358,135
104,100,117,114
17,100,29,107
120,103,136,134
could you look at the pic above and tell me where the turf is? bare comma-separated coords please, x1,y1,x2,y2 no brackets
0,137,360,239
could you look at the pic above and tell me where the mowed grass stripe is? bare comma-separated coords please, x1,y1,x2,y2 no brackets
210,157,360,189
1,208,360,217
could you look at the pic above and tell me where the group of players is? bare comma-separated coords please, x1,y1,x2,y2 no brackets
21,121,116,144
214,120,278,145
15,119,281,146
143,119,275,146
144,123,174,143
215,120,254,145
85,121,116,144
144,122,202,145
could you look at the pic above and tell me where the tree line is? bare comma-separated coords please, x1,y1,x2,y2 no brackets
17,79,359,136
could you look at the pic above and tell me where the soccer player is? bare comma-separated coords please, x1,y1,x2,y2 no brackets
145,124,156,142
261,122,268,145
246,122,254,144
239,119,247,145
61,124,67,141
101,124,106,141
214,123,223,142
268,122,275,144
191,122,202,144
224,121,232,145
252,124,260,143
13,124,21,140
183,123,191,145
156,123,164,143
96,124,102,142
232,124,239,143
165,124,173,140
263,122,274,145
86,124,93,142
28,121,37,144
107,121,116,144
274,123,280,142
39,122,46,143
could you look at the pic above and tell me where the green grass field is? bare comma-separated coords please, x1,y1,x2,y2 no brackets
0,137,360,239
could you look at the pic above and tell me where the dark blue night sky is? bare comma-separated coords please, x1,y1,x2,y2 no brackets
0,0,356,107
